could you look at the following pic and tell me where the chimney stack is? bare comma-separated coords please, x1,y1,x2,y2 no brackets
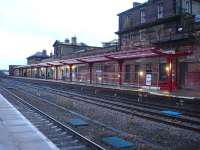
64,38,70,44
133,2,141,8
42,50,47,56
71,36,77,45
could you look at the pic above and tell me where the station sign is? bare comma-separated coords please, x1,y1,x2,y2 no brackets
146,74,152,86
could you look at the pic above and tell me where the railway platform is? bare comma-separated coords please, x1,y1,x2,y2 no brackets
0,94,58,150
11,76,200,100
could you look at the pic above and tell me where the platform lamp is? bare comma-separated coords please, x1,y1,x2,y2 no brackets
138,71,144,102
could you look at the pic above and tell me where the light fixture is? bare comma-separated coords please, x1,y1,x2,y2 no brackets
139,71,143,77
66,65,70,69
118,74,120,78
98,77,102,81
72,65,76,70
166,66,169,72
177,27,183,32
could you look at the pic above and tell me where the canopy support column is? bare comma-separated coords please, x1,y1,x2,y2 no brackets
167,55,173,92
37,68,39,78
26,68,28,77
55,66,58,80
69,65,73,82
89,63,93,84
45,67,48,80
30,68,33,78
118,60,124,86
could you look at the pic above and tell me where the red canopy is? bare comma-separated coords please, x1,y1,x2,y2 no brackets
15,48,192,69
77,55,110,63
47,61,63,66
106,48,158,60
60,59,82,65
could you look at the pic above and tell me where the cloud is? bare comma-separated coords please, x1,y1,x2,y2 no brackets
0,0,146,69
0,30,54,69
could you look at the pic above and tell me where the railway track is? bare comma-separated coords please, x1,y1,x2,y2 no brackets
9,78,200,118
2,79,200,133
0,87,105,150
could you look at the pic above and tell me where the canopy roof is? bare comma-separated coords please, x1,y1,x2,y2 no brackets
47,61,63,66
60,59,82,65
15,48,192,69
77,55,110,63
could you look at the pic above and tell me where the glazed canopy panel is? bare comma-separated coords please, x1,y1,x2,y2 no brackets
78,55,110,63
60,59,82,65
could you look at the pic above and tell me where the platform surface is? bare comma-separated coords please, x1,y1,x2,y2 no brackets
13,77,200,100
0,94,58,150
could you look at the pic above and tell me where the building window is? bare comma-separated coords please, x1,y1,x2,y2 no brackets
159,63,167,81
135,64,140,79
125,64,131,82
146,63,152,73
158,3,164,19
183,0,191,13
186,1,190,13
140,9,146,23
124,16,130,30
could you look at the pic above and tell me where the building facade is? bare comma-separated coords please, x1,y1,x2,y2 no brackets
11,0,200,91
116,0,200,90
27,50,50,65
53,37,103,59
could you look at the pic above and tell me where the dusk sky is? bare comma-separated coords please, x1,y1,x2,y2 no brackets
0,0,146,70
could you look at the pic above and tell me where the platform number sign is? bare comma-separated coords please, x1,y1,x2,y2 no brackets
146,74,152,86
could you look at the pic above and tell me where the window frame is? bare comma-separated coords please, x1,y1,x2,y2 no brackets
157,3,164,19
140,8,146,23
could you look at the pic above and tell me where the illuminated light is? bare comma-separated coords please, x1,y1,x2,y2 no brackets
166,66,169,72
118,74,120,78
51,67,55,70
61,66,64,70
72,65,76,70
169,63,172,69
98,77,102,81
178,27,183,32
66,65,70,69
138,71,143,77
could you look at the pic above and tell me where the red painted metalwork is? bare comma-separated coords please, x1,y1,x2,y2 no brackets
77,55,110,63
152,49,192,58
30,68,33,77
61,59,82,65
45,66,48,80
47,61,63,66
167,56,173,92
69,64,73,82
15,48,192,92
106,49,158,60
55,66,58,80
118,60,123,85
37,63,51,67
89,63,93,84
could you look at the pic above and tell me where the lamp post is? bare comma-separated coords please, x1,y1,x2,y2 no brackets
138,71,143,102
